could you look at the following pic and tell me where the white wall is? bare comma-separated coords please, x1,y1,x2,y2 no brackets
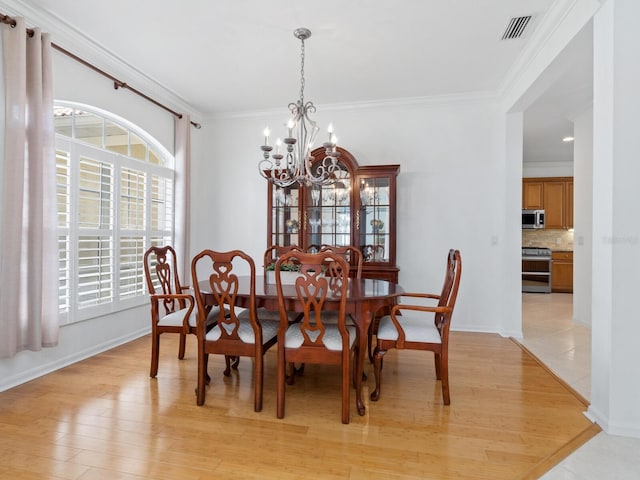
589,0,640,437
194,96,512,335
523,161,574,178
573,106,593,327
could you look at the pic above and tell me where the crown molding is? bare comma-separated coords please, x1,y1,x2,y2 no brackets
206,90,500,122
0,0,205,120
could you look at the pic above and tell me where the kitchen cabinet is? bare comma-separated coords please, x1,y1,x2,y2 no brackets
266,146,400,282
522,181,544,209
552,251,573,293
565,181,574,228
523,177,573,229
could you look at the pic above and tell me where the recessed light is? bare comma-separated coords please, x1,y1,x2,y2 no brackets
562,136,574,142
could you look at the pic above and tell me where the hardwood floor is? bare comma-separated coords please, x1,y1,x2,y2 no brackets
0,332,597,479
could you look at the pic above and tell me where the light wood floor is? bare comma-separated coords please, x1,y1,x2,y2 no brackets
0,332,598,480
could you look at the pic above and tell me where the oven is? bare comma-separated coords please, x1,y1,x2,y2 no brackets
522,247,552,293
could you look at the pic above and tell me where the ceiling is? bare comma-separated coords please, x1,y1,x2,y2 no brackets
522,22,593,165
4,0,593,164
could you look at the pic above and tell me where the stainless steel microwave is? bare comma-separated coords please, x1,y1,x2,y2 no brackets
522,209,545,229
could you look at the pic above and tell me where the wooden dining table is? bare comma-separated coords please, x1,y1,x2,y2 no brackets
197,275,404,416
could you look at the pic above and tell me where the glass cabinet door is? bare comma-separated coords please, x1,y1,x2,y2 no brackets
270,185,300,247
359,177,390,263
304,169,351,251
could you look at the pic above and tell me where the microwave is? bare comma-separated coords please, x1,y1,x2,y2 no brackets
522,209,545,229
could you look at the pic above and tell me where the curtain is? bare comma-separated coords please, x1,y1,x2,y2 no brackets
0,18,59,357
174,114,191,282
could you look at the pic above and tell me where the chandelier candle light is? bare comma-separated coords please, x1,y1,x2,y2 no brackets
259,28,343,187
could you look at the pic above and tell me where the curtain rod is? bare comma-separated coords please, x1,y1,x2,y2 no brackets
1,13,202,129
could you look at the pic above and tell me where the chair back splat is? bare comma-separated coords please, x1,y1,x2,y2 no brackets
274,251,358,424
370,249,461,405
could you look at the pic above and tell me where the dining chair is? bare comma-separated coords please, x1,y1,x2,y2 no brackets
370,249,462,405
319,245,363,279
262,245,304,323
314,245,362,325
274,251,358,424
191,249,278,412
263,244,303,270
143,245,221,378
305,244,321,253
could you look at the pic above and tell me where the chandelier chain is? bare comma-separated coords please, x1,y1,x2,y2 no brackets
299,38,305,105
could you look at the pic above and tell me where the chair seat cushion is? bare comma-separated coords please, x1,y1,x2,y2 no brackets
206,316,279,345
285,324,356,351
376,312,442,344
158,305,223,328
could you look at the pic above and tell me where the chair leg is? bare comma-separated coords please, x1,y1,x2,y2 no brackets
277,348,286,419
178,332,187,359
204,353,211,385
286,362,296,385
150,331,160,378
196,350,207,406
440,351,450,405
232,356,240,370
254,355,263,412
434,353,442,380
367,317,379,364
224,355,232,376
352,348,358,388
370,347,387,402
342,352,351,424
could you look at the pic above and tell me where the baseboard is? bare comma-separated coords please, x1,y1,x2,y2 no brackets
0,327,150,393
586,406,640,438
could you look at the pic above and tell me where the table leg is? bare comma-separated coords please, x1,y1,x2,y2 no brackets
355,304,372,416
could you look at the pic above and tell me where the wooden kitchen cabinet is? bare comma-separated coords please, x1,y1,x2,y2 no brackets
543,181,566,229
552,251,573,293
523,177,573,229
565,181,574,229
522,180,544,209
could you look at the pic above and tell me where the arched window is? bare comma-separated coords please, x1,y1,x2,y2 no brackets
54,101,174,324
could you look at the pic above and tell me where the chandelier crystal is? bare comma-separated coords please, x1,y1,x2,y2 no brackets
259,28,343,187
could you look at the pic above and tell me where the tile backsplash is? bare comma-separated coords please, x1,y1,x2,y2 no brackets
523,229,574,250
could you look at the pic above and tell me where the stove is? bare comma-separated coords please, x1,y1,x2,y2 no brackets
522,247,552,260
522,247,552,293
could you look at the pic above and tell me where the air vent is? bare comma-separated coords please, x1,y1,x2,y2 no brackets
502,16,532,40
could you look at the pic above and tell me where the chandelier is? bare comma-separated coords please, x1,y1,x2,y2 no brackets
259,28,343,187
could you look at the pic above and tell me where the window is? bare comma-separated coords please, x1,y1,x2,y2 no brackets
54,102,174,324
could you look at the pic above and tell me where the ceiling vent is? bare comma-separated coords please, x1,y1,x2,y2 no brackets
502,16,532,40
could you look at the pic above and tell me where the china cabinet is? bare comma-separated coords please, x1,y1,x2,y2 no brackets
266,147,400,282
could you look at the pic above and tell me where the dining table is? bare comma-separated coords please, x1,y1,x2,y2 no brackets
197,275,404,416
